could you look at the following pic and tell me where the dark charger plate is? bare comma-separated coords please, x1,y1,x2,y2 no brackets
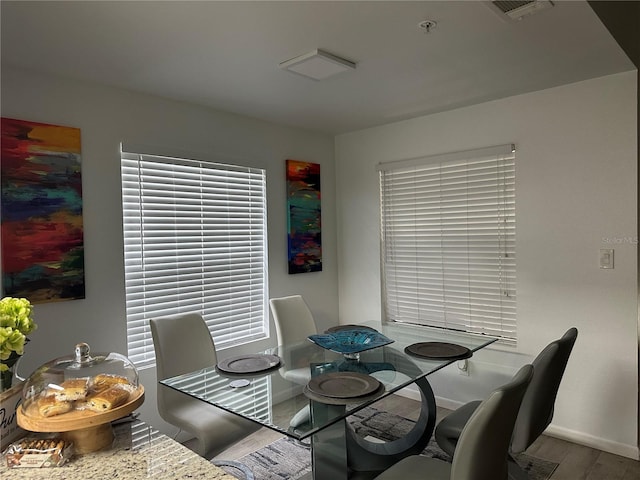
404,342,472,360
325,324,378,334
216,354,281,375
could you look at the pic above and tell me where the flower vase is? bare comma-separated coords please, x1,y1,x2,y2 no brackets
1,363,15,392
0,352,21,393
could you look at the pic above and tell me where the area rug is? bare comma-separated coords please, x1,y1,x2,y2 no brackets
222,407,558,480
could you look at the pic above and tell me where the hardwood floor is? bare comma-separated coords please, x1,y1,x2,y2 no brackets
213,394,639,480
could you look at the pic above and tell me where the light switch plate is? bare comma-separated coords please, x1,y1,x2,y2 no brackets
599,249,614,269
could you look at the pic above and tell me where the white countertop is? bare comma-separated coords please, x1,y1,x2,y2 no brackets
2,420,239,480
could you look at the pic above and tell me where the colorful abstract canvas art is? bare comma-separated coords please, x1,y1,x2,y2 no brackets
286,160,322,274
1,118,85,302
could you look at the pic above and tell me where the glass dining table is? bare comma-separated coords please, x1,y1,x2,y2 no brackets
160,321,497,480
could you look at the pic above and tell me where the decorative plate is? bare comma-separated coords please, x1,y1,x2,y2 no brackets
307,372,381,399
303,383,385,405
325,324,378,334
308,330,394,354
404,342,472,360
216,354,281,374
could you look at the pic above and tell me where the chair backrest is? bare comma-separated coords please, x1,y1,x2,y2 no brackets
269,295,317,345
511,327,578,453
150,312,218,414
451,364,534,480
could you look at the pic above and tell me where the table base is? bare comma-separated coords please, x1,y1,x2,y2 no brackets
310,376,436,480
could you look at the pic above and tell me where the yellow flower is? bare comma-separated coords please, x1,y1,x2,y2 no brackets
0,297,36,367
0,327,26,360
0,297,36,335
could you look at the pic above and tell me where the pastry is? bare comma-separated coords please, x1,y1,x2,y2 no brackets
5,437,70,467
86,385,130,412
91,373,131,392
54,378,89,401
38,395,73,417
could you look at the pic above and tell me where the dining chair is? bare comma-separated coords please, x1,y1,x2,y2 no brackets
373,364,534,480
269,294,317,427
269,295,317,347
435,327,578,480
150,312,260,459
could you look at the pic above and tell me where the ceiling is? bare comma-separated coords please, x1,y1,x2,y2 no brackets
1,1,635,135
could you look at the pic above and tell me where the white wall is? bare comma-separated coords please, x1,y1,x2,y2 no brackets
1,66,339,437
335,71,638,459
2,65,638,459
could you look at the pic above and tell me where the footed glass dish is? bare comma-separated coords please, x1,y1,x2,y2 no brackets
308,329,394,357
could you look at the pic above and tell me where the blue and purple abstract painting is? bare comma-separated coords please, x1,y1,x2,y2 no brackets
1,117,85,303
286,159,321,274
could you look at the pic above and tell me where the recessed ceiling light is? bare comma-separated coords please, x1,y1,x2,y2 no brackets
279,49,356,81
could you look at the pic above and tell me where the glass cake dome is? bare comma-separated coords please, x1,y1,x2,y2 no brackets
20,342,139,418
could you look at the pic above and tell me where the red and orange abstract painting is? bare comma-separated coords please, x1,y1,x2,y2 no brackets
1,118,85,303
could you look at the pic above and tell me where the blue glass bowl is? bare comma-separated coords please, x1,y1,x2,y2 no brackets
308,329,394,354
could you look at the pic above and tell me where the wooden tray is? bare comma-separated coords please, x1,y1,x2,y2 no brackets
17,385,144,453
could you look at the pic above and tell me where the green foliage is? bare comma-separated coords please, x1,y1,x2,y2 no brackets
0,297,37,378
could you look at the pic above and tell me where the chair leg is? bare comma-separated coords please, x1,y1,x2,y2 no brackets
290,404,311,428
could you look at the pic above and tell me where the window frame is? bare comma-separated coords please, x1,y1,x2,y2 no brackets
378,144,516,344
121,147,269,368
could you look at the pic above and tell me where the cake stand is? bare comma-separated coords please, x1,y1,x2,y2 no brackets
17,385,144,454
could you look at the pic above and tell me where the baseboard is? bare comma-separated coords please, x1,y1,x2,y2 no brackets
393,385,465,411
433,396,465,412
393,387,640,461
544,425,639,461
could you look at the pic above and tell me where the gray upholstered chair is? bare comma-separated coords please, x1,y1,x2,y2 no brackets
150,312,259,459
373,364,534,480
435,327,578,480
269,295,317,427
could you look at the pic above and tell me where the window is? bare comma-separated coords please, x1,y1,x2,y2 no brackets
379,144,516,343
121,150,268,367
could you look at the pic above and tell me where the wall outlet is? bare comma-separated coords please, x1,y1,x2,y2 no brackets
457,359,470,376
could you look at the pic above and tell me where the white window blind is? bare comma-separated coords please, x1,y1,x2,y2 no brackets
379,144,516,343
121,151,268,367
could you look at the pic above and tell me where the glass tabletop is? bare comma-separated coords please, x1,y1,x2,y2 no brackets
160,321,497,440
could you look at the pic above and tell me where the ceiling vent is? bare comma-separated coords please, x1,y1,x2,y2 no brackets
487,1,554,21
279,49,356,81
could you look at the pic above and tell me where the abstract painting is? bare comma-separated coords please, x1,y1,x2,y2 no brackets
286,159,322,274
1,118,85,302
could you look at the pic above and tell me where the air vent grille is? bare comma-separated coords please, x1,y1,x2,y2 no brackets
493,1,535,14
489,0,553,20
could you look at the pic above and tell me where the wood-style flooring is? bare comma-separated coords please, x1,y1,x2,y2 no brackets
213,393,639,480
